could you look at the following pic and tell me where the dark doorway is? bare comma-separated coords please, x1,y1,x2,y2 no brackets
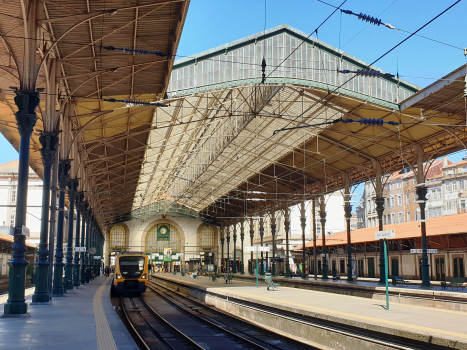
453,257,465,278
435,257,445,281
340,259,345,274
368,257,375,278
358,259,364,277
391,258,399,278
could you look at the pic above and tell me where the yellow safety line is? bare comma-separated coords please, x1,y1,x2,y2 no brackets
209,288,467,340
94,277,118,350
0,287,35,304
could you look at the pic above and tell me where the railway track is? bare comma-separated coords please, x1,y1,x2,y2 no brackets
149,278,454,350
120,281,318,349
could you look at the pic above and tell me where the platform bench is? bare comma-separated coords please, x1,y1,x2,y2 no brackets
265,275,280,291
332,273,341,281
392,276,408,286
224,273,233,284
211,274,218,282
448,277,466,290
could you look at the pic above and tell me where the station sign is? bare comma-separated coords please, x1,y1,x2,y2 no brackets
22,225,30,237
375,230,395,239
93,256,101,259
410,249,438,254
73,247,86,252
245,246,270,252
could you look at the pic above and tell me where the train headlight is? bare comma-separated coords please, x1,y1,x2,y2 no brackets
141,273,148,279
116,273,122,280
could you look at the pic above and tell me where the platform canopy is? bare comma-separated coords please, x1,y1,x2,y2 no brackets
0,0,190,227
132,25,467,222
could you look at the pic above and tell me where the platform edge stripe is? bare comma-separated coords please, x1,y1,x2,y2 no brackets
94,277,118,350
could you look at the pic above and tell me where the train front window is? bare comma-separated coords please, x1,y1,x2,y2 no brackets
119,256,145,278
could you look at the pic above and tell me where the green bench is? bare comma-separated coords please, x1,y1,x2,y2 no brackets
448,277,466,290
392,276,408,286
265,275,280,291
211,274,218,282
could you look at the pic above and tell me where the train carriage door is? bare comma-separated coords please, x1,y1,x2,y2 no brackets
453,256,465,278
367,257,375,278
435,257,445,281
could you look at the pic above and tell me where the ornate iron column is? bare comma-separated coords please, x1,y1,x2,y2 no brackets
240,221,245,274
52,160,70,296
284,207,291,278
271,216,276,276
65,179,77,289
345,203,353,282
233,224,237,273
80,204,88,284
417,186,431,287
319,196,328,280
73,193,83,287
84,210,92,283
226,227,230,272
259,217,265,275
249,218,254,274
220,225,224,272
4,91,40,316
376,197,385,284
47,151,59,299
312,199,317,279
300,202,307,279
32,132,59,304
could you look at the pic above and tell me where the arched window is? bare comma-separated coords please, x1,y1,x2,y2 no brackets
146,224,181,253
110,225,126,249
200,226,214,248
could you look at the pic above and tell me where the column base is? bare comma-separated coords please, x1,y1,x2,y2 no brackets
2,313,31,318
32,292,50,303
30,301,52,305
3,302,28,316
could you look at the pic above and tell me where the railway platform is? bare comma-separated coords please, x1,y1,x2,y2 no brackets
152,273,467,349
0,276,137,350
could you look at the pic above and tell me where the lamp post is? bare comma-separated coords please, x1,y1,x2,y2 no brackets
32,132,59,304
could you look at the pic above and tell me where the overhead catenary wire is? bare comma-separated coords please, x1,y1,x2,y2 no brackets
274,0,462,135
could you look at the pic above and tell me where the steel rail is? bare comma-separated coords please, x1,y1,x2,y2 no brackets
149,279,436,350
136,296,205,350
147,281,275,350
119,296,151,350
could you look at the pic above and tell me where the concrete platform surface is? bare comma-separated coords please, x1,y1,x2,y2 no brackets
0,276,137,350
155,273,467,346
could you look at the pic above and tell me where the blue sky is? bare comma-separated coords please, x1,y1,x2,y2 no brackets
1,0,466,183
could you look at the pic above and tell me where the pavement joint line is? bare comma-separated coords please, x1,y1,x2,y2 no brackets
207,287,467,340
94,276,118,350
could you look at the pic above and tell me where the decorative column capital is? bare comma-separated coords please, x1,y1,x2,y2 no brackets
416,186,427,209
300,217,306,229
344,204,353,220
14,90,39,136
58,160,71,189
220,237,225,244
39,132,59,167
68,178,78,197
